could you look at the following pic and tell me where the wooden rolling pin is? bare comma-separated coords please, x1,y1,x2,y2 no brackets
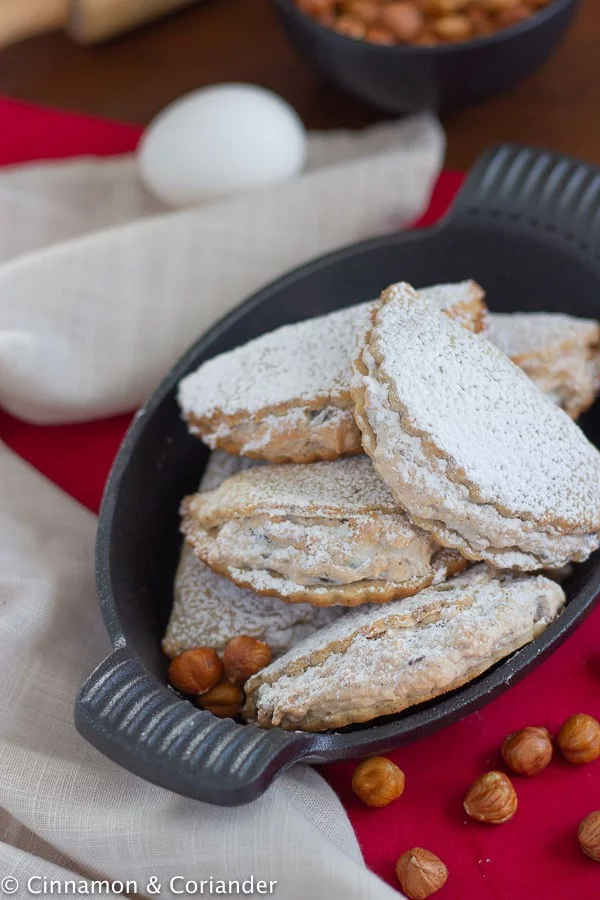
0,0,200,47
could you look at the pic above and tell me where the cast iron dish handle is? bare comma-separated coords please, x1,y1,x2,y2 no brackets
75,647,309,805
448,143,600,270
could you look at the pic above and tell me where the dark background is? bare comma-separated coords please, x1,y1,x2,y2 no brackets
0,0,598,169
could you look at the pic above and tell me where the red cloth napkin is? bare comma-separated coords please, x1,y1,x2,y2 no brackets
0,97,598,900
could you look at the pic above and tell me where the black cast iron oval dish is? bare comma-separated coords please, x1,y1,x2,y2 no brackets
75,145,600,806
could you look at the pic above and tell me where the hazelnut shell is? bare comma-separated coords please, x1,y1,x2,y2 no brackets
578,811,600,862
395,847,448,900
196,681,244,718
352,756,405,807
168,647,223,696
223,635,272,686
464,770,518,824
558,714,600,764
501,726,553,777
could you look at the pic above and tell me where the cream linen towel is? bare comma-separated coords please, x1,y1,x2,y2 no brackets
0,114,444,898
0,443,401,900
0,114,444,423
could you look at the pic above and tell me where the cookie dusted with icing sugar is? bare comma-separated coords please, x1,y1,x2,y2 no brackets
243,566,565,731
163,452,343,658
178,280,486,464
352,283,600,570
180,456,467,607
486,312,600,419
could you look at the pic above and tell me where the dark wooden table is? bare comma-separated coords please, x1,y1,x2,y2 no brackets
0,0,598,170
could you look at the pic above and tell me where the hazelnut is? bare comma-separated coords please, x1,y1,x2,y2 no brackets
380,2,424,42
466,6,494,36
432,13,472,41
196,681,244,718
223,635,273,686
413,30,440,46
342,0,381,25
425,0,469,11
295,0,335,16
365,25,397,44
333,13,367,38
578,811,600,862
558,714,600,764
484,0,523,9
464,771,518,824
168,647,223,696
395,848,448,899
352,756,405,807
494,4,531,27
501,726,553,777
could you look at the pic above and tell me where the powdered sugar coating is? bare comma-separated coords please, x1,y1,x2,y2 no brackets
181,456,465,605
162,452,343,657
163,545,343,657
243,565,566,731
487,311,600,358
178,280,485,422
352,283,600,569
486,312,600,419
185,455,398,526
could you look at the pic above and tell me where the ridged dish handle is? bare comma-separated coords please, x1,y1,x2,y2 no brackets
75,647,305,806
448,144,600,271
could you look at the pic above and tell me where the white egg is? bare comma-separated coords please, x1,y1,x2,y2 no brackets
137,83,307,207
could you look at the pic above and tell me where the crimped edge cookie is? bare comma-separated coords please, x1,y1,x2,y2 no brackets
486,311,600,419
351,283,600,570
178,280,486,464
163,545,345,657
163,451,345,657
243,566,566,731
180,456,467,607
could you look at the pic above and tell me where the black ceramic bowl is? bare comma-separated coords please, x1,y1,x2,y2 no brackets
271,0,579,113
76,144,600,806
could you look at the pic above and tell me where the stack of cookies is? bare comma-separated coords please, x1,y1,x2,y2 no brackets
164,280,600,732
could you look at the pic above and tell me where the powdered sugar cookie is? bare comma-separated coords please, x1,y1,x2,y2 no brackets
163,452,343,658
243,566,565,731
352,283,600,570
178,280,485,463
486,311,600,419
163,545,344,658
181,456,467,607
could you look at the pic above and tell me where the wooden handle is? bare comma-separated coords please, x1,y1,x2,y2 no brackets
68,0,199,44
0,0,68,48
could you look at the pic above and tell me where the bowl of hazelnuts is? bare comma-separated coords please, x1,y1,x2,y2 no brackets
270,0,579,112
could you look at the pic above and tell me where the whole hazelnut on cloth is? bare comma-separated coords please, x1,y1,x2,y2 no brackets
168,647,223,696
223,635,273,686
464,770,518,824
196,681,245,718
557,714,600,764
578,811,600,862
352,756,405,807
501,726,553,776
395,848,448,899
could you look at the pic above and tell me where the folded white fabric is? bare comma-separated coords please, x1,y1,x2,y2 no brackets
0,442,399,899
0,114,444,897
0,114,444,423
